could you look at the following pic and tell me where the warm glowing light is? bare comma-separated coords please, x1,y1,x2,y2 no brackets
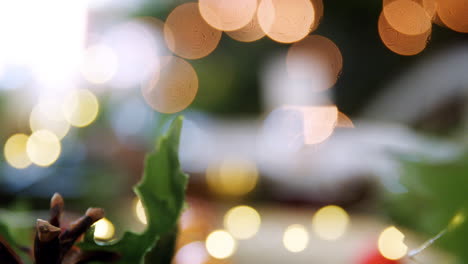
337,112,354,128
226,1,266,43
257,0,315,43
199,0,257,31
142,56,198,114
26,130,61,167
205,230,237,259
383,0,432,35
312,205,349,241
93,218,115,241
224,206,261,240
286,35,343,90
165,3,222,59
80,44,118,84
4,134,31,169
378,226,408,260
285,105,339,145
30,102,70,140
310,0,324,32
283,224,309,253
206,158,259,197
383,0,437,20
378,11,430,56
63,89,99,127
175,241,209,264
135,198,147,225
437,0,468,33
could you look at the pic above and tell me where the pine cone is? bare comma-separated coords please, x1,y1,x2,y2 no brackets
0,193,120,264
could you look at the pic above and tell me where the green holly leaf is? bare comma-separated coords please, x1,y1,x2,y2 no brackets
80,116,188,264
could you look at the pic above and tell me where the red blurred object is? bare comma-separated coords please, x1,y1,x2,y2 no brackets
357,249,400,264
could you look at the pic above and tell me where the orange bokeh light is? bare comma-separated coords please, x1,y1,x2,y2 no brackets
142,56,198,114
383,0,432,36
310,0,324,32
437,0,468,33
337,112,354,128
285,105,338,145
226,0,266,42
286,35,343,91
378,11,430,56
383,0,437,20
164,3,222,59
199,0,257,31
257,0,316,43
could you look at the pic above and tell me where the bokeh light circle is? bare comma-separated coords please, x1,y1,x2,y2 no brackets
224,205,261,239
63,89,99,127
437,0,468,33
383,0,432,36
257,0,315,43
312,205,350,240
26,130,61,167
199,0,257,31
226,2,266,43
378,12,430,56
378,226,408,260
287,35,343,90
4,134,32,169
283,224,309,253
142,56,198,114
30,103,70,140
205,230,237,259
164,3,222,59
93,218,115,241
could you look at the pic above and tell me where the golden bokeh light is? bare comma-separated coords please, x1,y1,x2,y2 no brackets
285,105,338,145
286,35,343,90
257,0,315,43
337,112,354,128
4,134,32,169
205,230,237,259
199,0,257,31
378,226,408,260
30,103,70,140
312,205,350,241
62,89,99,128
226,0,266,43
206,158,259,197
26,130,61,167
93,218,115,241
224,206,261,240
437,0,468,33
142,56,198,114
164,3,222,59
378,12,430,56
383,0,431,36
135,198,147,225
283,224,309,253
80,44,118,84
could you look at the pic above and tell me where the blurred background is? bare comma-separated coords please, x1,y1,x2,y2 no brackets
0,0,468,263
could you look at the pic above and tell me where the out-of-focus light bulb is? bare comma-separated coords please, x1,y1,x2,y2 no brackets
26,130,61,167
312,205,349,240
93,218,115,241
224,205,261,240
378,226,408,260
30,102,70,140
205,230,237,259
135,198,147,225
283,224,309,253
4,134,32,169
174,241,209,264
63,89,99,127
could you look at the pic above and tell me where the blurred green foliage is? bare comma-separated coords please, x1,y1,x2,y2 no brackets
387,154,468,263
